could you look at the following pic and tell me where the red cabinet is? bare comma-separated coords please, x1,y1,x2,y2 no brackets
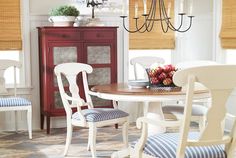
38,26,118,134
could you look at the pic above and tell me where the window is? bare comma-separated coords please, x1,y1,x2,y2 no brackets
129,49,172,80
226,49,236,64
0,0,30,86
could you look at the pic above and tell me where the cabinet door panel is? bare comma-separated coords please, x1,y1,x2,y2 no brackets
88,68,111,85
87,46,111,64
90,95,111,107
53,47,77,65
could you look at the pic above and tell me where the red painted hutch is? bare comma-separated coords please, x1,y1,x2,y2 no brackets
37,26,118,134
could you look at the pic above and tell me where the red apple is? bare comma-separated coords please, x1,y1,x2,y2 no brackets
156,66,163,74
171,65,176,71
150,77,160,85
147,69,157,77
163,78,173,86
163,65,172,73
158,72,167,81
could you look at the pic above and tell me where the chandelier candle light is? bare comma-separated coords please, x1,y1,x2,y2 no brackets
121,0,194,33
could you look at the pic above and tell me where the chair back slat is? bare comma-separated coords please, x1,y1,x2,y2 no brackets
0,60,21,95
173,65,236,156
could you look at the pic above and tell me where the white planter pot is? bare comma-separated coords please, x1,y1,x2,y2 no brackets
48,16,76,26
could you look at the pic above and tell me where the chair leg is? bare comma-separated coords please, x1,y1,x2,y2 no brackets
64,122,73,156
87,134,90,151
122,121,129,148
198,116,206,131
15,111,18,133
27,107,32,139
89,124,97,158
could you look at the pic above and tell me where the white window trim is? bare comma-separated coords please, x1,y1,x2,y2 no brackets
21,0,32,88
213,0,226,63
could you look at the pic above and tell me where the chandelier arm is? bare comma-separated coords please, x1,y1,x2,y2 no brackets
139,0,156,33
159,0,169,33
175,16,194,33
136,16,149,33
145,0,156,32
166,14,184,31
120,16,140,33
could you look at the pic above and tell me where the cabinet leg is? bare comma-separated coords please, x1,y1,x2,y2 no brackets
40,114,44,130
46,116,50,134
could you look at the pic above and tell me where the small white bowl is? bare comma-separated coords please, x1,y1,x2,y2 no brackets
128,80,149,88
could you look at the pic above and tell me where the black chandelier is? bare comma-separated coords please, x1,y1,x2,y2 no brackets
120,0,194,33
86,0,108,18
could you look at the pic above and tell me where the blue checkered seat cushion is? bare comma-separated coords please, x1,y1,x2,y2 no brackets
0,97,31,107
72,108,129,122
131,132,226,158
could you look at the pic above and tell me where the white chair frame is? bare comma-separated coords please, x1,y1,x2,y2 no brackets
54,63,129,158
0,60,32,139
130,65,236,158
130,56,165,116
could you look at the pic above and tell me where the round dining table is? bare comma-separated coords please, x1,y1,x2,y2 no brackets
90,83,209,134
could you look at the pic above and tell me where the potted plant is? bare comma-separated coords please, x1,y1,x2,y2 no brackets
48,5,80,26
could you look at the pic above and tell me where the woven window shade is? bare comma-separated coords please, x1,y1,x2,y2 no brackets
220,0,236,48
129,0,175,49
0,0,22,50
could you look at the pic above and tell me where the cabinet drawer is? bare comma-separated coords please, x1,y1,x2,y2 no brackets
46,31,81,41
84,31,114,40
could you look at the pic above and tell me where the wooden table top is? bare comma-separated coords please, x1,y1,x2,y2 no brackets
91,83,209,96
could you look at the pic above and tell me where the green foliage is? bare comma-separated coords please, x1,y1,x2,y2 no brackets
50,5,80,16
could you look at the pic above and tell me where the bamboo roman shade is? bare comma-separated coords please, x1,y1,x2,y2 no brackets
0,0,22,50
220,0,236,48
129,0,175,49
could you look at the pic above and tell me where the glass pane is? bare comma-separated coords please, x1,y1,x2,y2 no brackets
54,73,69,86
91,95,111,107
88,68,110,85
54,91,71,109
87,46,111,64
53,47,77,65
54,92,63,109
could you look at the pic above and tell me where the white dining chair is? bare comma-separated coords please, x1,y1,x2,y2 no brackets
126,65,236,158
0,60,32,139
162,60,220,130
54,63,129,158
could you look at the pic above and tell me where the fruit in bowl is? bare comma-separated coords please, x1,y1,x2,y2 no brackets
146,64,177,86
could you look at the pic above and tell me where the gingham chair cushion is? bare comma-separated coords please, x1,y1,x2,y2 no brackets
131,132,226,158
72,108,129,122
0,97,31,107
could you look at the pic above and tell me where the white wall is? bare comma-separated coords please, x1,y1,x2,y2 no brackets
173,0,213,63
